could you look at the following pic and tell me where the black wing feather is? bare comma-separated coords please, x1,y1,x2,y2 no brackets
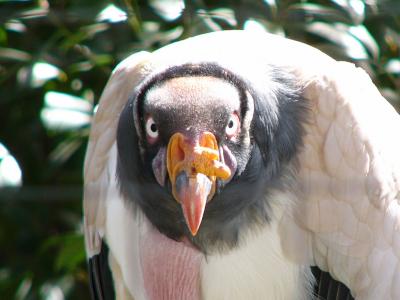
312,266,354,300
88,241,115,300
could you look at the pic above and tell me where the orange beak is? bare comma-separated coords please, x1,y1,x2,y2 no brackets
167,132,231,235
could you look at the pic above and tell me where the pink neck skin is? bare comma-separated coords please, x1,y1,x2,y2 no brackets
140,225,203,300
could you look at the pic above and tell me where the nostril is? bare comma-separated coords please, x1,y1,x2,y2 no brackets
200,132,218,150
176,141,185,162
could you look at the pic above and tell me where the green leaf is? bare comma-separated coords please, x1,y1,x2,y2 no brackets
42,233,86,273
54,234,86,273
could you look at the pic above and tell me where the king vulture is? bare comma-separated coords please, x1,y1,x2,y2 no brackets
83,30,400,300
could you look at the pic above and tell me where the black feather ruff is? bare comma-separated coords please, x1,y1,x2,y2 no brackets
116,63,309,253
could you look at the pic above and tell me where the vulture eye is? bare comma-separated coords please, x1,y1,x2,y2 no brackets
225,113,240,138
145,116,159,142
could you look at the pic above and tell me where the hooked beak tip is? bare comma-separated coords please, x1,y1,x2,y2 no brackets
176,172,211,236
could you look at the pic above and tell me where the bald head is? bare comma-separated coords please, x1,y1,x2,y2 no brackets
145,76,240,112
143,76,241,140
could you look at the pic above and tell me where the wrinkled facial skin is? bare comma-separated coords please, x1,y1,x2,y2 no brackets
116,63,307,253
142,77,249,236
143,76,242,145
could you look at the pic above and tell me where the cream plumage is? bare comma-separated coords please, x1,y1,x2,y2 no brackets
83,30,400,300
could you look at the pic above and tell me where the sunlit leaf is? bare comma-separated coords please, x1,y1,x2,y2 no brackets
81,23,109,38
41,92,92,131
15,276,32,300
30,62,63,88
143,21,160,32
264,0,277,11
197,9,223,32
5,19,26,33
244,18,284,35
39,275,75,300
287,3,351,24
0,143,22,187
40,283,65,300
244,19,267,33
207,8,237,27
140,23,184,48
18,7,49,19
197,8,238,31
68,61,93,73
330,0,365,24
150,0,184,21
348,25,379,59
41,109,91,131
49,139,82,165
0,47,31,61
93,104,99,114
306,22,368,60
97,4,127,23
263,0,278,19
385,59,400,75
44,91,92,113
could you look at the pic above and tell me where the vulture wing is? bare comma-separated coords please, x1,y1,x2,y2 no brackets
280,59,400,299
83,51,150,299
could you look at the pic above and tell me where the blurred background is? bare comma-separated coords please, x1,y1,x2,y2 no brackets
0,0,399,299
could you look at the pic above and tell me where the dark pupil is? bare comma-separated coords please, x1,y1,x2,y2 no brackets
228,120,234,128
150,123,157,132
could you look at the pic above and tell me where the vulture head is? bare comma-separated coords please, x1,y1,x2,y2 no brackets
116,63,307,252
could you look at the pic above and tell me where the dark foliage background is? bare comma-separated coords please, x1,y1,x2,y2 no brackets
0,0,398,298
